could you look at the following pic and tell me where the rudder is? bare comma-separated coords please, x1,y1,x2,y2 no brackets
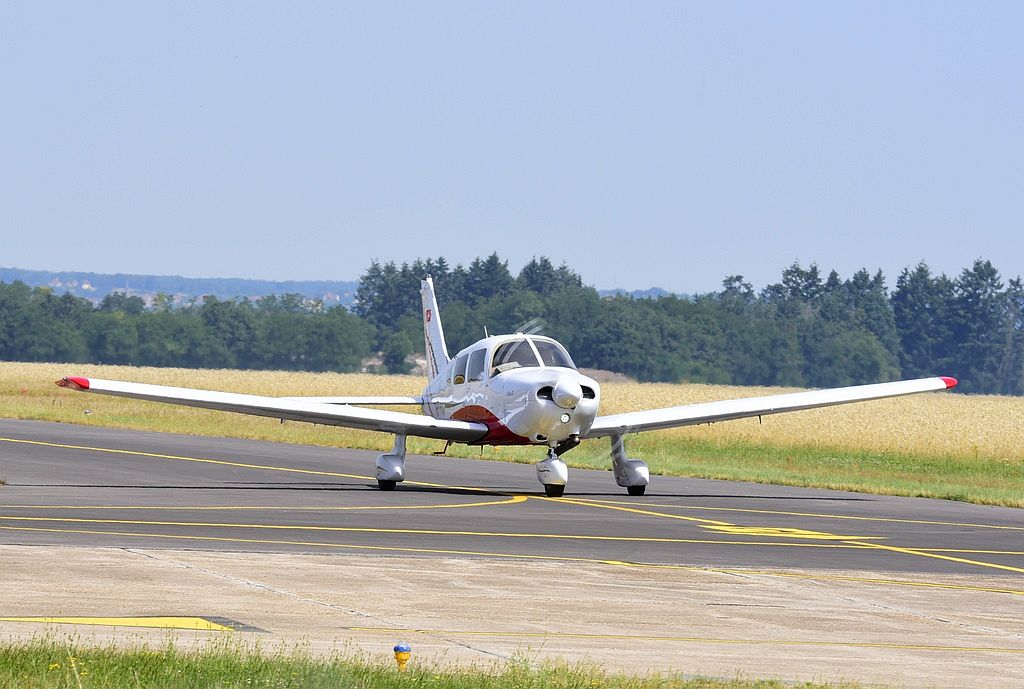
420,276,450,381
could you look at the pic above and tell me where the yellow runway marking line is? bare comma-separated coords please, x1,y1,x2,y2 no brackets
0,436,371,481
579,497,1024,533
3,524,1023,597
850,540,1024,575
0,616,235,631
8,434,1023,538
1,508,1019,555
564,496,1024,575
7,436,1022,575
0,496,527,512
0,523,625,564
6,509,1015,552
346,626,1024,654
0,516,881,548
922,548,1024,556
0,436,497,495
702,525,879,540
553,497,733,526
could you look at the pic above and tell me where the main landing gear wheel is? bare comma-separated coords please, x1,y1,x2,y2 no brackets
376,435,405,491
627,485,646,496
544,484,565,498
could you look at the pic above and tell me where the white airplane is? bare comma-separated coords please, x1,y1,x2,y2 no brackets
57,277,957,497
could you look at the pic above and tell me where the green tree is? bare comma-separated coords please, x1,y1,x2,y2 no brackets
848,269,901,361
997,277,1024,395
98,291,146,315
951,260,1006,392
87,312,139,364
462,253,514,306
305,308,372,371
136,312,187,366
381,331,414,374
893,263,955,378
198,296,258,368
517,257,583,296
151,292,175,313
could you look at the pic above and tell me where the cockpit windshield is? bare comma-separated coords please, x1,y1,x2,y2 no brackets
490,338,576,376
534,340,576,369
491,339,538,375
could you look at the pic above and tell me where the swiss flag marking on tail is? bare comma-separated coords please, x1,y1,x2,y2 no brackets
425,309,432,322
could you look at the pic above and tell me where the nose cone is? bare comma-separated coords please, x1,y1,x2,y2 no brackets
552,378,583,409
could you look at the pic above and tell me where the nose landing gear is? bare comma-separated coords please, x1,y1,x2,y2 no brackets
536,448,568,497
535,434,577,497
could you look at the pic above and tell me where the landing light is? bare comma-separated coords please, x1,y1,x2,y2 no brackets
560,413,571,423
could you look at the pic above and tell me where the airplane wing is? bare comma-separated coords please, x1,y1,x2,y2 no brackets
55,377,487,442
583,376,957,439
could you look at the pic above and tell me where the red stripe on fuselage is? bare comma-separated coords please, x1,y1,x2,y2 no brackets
451,405,531,445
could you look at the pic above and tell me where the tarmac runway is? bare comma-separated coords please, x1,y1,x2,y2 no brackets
3,418,1024,687
1,418,1023,576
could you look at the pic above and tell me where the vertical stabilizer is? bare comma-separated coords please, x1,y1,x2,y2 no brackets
420,276,450,381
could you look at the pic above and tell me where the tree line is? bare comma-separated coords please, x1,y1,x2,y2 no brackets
2,255,1022,395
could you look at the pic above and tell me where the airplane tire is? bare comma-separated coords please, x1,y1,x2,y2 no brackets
544,484,565,498
626,485,646,496
378,479,397,491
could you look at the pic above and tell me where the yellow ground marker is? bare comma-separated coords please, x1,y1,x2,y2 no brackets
0,616,235,631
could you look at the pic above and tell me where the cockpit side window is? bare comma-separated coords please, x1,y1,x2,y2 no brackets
451,353,469,385
466,348,486,382
533,340,576,369
491,339,540,375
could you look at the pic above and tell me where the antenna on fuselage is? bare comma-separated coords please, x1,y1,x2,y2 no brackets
484,325,489,338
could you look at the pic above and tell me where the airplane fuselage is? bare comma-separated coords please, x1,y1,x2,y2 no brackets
421,334,600,448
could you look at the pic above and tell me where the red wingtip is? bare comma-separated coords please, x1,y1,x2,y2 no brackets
940,376,957,389
55,376,91,390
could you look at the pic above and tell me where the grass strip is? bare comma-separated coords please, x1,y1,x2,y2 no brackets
0,638,873,689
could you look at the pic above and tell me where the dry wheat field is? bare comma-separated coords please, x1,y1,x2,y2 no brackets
2,362,1022,506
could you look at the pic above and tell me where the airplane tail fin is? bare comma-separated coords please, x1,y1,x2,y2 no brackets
420,276,450,381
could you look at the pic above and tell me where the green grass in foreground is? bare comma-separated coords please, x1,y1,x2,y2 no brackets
0,639,871,689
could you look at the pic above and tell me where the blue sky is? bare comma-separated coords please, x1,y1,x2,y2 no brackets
2,2,1021,293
